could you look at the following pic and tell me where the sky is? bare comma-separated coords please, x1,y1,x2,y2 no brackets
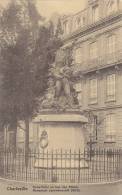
0,0,86,18
36,0,86,18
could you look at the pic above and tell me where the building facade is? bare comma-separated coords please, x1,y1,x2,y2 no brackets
59,0,122,147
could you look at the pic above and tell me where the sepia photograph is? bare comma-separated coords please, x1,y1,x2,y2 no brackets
0,0,122,194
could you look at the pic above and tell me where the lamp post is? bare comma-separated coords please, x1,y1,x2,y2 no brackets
84,111,98,161
87,134,97,161
86,111,108,160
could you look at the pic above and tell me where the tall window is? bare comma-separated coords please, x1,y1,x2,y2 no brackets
107,0,118,15
74,47,82,64
106,74,116,101
74,82,82,106
63,20,69,34
108,35,116,54
92,5,99,23
75,17,81,28
90,42,98,59
17,129,25,142
89,78,98,104
105,114,116,142
75,16,85,28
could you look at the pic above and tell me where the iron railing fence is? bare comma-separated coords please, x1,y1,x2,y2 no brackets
0,148,122,183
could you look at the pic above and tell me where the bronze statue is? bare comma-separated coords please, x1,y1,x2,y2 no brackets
41,48,79,110
50,63,72,98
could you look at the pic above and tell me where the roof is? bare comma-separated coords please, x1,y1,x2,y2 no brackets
33,114,88,123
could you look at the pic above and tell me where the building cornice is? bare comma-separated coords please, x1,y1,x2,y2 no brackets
82,61,122,75
62,12,122,44
83,104,122,112
71,53,122,76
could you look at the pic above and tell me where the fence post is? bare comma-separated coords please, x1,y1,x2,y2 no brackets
1,147,121,183
120,149,122,179
51,150,53,182
61,149,62,182
78,149,80,183
70,149,71,182
0,151,2,176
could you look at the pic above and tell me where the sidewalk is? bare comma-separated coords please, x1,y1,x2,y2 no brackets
0,178,122,195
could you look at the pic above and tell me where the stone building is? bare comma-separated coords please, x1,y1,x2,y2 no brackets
58,0,122,147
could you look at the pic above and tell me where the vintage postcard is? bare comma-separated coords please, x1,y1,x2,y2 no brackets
0,0,122,194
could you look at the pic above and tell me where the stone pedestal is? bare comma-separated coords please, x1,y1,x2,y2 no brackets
33,112,88,170
33,112,88,152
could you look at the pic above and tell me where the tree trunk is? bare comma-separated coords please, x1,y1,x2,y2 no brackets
0,127,4,151
8,122,17,157
25,118,29,168
12,123,17,157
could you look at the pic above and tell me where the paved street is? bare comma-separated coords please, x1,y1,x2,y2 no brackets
0,179,122,195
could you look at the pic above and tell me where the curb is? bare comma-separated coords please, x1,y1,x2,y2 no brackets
0,177,122,186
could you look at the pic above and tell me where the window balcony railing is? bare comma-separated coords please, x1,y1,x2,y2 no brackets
72,50,122,74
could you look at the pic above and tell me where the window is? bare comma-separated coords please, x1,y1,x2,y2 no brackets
89,78,98,104
107,0,118,15
17,129,24,142
108,35,116,54
75,16,85,28
74,47,83,64
76,17,81,28
74,82,82,106
82,17,86,25
90,42,98,59
105,114,116,142
92,5,99,23
63,20,69,34
106,74,116,101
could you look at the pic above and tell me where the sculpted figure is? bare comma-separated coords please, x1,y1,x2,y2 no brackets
52,65,71,98
41,78,55,108
41,48,79,109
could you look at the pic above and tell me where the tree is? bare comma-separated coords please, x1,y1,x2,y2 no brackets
0,1,22,47
0,0,41,158
0,29,36,155
0,0,62,165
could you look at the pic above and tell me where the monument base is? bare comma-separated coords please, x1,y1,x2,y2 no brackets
33,112,88,151
33,111,88,169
